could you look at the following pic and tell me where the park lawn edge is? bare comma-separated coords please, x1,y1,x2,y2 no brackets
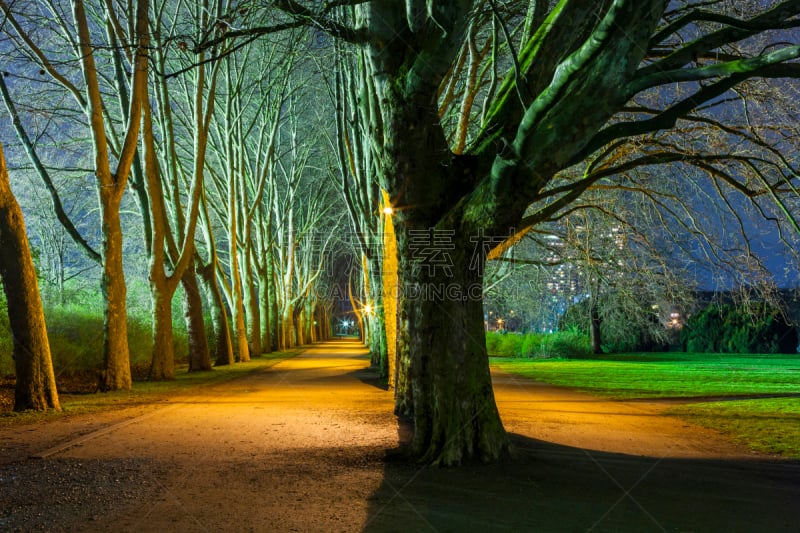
492,354,800,460
666,398,800,460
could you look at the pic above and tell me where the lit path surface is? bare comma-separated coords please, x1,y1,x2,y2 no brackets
43,340,400,532
1,340,798,532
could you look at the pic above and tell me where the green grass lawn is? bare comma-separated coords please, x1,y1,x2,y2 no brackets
493,353,800,459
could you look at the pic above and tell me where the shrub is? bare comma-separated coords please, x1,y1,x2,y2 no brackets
545,328,593,358
486,330,591,359
485,331,503,356
0,297,189,381
681,303,798,354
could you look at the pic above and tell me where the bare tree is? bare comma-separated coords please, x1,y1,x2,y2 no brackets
1,0,151,390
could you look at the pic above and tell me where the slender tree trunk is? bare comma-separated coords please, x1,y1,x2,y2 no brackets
148,286,175,380
230,256,250,362
99,200,131,390
73,0,151,392
0,143,60,412
590,298,603,355
198,260,234,366
367,256,389,376
257,265,272,353
296,308,306,346
307,303,317,343
244,251,261,356
382,198,399,390
183,261,212,371
281,305,294,349
394,276,413,416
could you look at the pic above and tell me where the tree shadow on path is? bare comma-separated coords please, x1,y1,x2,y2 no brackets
363,433,800,532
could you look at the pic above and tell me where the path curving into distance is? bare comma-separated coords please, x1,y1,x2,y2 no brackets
1,340,798,532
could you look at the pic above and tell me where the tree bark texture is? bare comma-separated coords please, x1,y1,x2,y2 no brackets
182,263,212,371
0,143,61,412
148,288,175,380
198,260,234,366
98,200,132,390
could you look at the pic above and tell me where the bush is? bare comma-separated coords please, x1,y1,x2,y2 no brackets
486,330,591,359
0,296,189,380
43,303,163,378
681,303,798,354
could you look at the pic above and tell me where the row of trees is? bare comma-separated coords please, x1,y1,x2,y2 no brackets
0,0,346,409
2,1,799,466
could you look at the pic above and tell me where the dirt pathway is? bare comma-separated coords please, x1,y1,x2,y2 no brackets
1,340,798,532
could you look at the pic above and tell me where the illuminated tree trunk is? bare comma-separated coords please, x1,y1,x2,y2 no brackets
367,257,389,376
99,199,131,390
198,259,234,365
228,187,250,362
182,262,212,371
243,246,262,356
280,304,294,349
0,143,60,412
149,289,175,380
142,84,206,380
257,262,273,352
295,306,306,346
382,196,399,391
306,302,317,343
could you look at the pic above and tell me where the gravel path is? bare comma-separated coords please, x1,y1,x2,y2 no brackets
1,340,798,532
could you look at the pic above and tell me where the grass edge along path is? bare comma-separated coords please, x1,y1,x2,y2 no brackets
493,352,800,460
0,348,302,426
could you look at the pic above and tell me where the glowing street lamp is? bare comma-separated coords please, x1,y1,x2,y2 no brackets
382,205,394,216
364,303,373,315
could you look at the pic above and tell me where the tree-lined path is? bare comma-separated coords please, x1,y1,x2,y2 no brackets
1,340,799,531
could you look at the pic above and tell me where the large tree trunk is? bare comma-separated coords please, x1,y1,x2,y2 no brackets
398,227,509,465
372,51,508,462
0,143,60,412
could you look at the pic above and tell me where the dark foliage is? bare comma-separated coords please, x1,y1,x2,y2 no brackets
681,303,798,354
